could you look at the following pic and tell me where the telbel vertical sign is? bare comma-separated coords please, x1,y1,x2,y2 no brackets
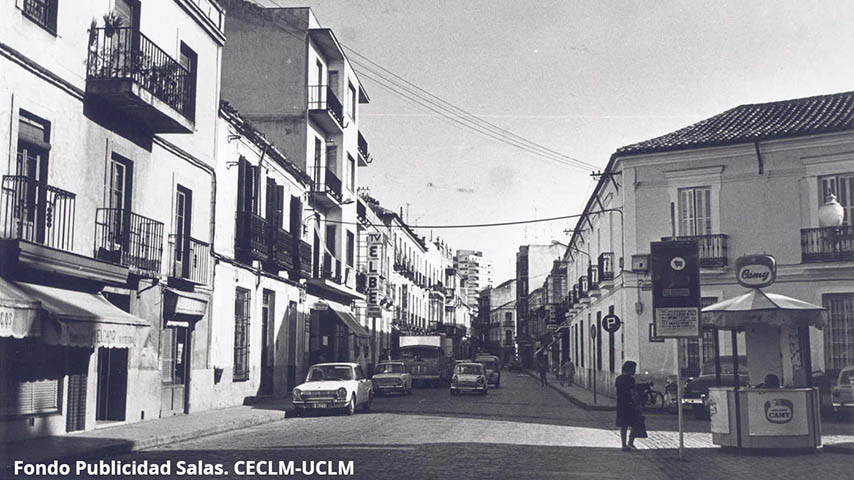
651,240,701,338
366,233,384,317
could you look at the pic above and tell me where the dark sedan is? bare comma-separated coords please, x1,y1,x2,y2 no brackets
682,357,748,419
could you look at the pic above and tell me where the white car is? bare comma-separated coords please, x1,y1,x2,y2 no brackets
292,363,373,416
831,366,854,412
372,361,413,395
450,362,488,395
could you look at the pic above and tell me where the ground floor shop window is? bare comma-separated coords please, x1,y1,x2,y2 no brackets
823,293,854,377
0,340,62,416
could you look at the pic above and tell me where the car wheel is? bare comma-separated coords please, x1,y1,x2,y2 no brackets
363,392,372,412
291,407,303,418
482,388,488,395
345,395,356,416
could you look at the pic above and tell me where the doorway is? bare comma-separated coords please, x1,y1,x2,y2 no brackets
160,325,190,416
96,347,128,422
66,348,89,432
259,290,275,396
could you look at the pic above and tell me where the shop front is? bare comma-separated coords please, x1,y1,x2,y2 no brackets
160,288,208,416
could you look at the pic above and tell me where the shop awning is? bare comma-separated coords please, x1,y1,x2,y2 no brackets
701,289,827,330
328,302,370,338
16,282,149,348
0,278,41,339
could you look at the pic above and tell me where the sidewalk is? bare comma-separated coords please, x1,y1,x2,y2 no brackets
1,398,292,470
525,369,616,411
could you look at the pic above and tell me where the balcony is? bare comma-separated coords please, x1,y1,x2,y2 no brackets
310,167,344,209
270,227,295,272
1,175,76,252
598,252,615,288
95,208,164,277
801,226,854,263
357,130,370,166
662,234,729,268
577,276,589,305
587,264,600,297
321,252,342,284
308,85,344,133
86,27,193,133
167,234,209,285
235,211,269,263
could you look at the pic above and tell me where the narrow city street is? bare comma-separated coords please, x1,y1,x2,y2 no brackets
56,372,852,480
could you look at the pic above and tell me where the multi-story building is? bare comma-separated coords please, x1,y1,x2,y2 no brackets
454,249,493,311
0,0,225,439
204,101,313,409
488,279,517,363
219,1,371,368
563,91,854,397
515,242,565,367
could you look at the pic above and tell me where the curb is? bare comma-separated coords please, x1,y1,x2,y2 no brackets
525,370,615,411
822,443,854,455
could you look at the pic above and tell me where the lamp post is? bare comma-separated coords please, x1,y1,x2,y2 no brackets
818,192,845,260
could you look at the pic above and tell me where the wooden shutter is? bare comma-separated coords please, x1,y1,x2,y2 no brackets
161,327,175,383
236,156,248,213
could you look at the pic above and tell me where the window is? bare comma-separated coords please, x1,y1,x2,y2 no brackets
346,230,354,267
678,186,712,236
823,293,854,377
0,341,62,416
819,173,854,225
161,326,188,386
348,154,356,191
505,312,512,324
14,112,51,239
174,185,192,272
348,82,357,121
22,0,57,34
179,42,198,120
233,288,251,381
236,157,259,214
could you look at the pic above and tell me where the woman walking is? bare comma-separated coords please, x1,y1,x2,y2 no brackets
616,360,639,451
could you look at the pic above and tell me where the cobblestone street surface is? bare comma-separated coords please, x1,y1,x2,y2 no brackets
7,372,851,480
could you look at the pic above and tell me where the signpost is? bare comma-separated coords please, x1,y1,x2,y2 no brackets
651,240,701,462
590,323,597,404
602,313,621,333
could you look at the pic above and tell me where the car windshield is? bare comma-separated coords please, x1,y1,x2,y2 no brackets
307,365,353,382
456,364,483,375
841,370,852,384
481,360,497,369
377,363,405,374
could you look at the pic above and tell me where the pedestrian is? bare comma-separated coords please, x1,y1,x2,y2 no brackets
559,358,569,386
538,355,549,387
566,359,575,387
616,360,639,451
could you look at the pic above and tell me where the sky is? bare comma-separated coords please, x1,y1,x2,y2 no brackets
257,0,854,282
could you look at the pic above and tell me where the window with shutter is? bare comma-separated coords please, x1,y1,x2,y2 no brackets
823,293,854,377
233,288,251,381
0,341,61,416
678,186,712,236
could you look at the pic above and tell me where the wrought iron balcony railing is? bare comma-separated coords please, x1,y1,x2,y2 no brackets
87,27,192,119
270,226,295,271
168,234,209,284
298,240,312,278
801,226,854,263
235,210,269,263
321,252,342,283
357,130,369,164
587,264,599,291
1,174,75,252
307,85,344,129
95,208,163,276
662,234,729,267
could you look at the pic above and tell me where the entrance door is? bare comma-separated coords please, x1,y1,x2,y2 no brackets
286,301,298,389
160,326,190,415
66,348,89,432
96,347,128,422
259,290,275,396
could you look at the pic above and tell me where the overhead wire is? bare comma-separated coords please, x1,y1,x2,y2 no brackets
320,210,618,229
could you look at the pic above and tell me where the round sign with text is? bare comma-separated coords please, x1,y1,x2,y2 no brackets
736,254,777,289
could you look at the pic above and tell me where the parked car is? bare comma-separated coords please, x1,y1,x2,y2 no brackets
292,363,372,416
682,357,748,419
372,361,412,396
831,366,854,413
450,362,488,395
474,354,501,387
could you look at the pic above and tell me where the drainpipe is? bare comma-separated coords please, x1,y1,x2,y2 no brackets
754,142,764,175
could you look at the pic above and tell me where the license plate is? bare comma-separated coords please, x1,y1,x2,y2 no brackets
311,403,327,409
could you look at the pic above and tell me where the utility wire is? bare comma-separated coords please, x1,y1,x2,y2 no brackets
343,46,599,171
321,210,617,229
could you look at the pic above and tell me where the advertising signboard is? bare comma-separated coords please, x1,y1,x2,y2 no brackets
747,390,808,436
651,240,701,338
366,233,384,317
736,254,777,289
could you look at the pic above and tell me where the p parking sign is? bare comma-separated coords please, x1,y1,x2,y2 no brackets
651,240,700,338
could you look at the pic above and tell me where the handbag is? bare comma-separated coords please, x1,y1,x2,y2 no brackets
633,414,649,438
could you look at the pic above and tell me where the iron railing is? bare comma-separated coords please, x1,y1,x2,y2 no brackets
87,27,192,118
95,208,163,275
307,85,344,126
357,130,369,160
662,234,729,267
270,227,295,271
23,0,55,33
598,252,615,282
1,174,75,251
801,226,854,263
587,264,599,291
312,165,343,204
235,210,269,262
321,252,342,283
167,234,209,284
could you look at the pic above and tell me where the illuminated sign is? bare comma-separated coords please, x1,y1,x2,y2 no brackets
366,233,384,317
736,254,776,289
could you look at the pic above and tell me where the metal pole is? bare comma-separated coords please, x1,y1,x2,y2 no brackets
731,329,742,451
592,329,597,404
676,339,684,461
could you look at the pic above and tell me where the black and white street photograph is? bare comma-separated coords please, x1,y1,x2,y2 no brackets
1,0,854,478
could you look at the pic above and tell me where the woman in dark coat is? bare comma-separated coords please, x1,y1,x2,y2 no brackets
615,360,638,451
